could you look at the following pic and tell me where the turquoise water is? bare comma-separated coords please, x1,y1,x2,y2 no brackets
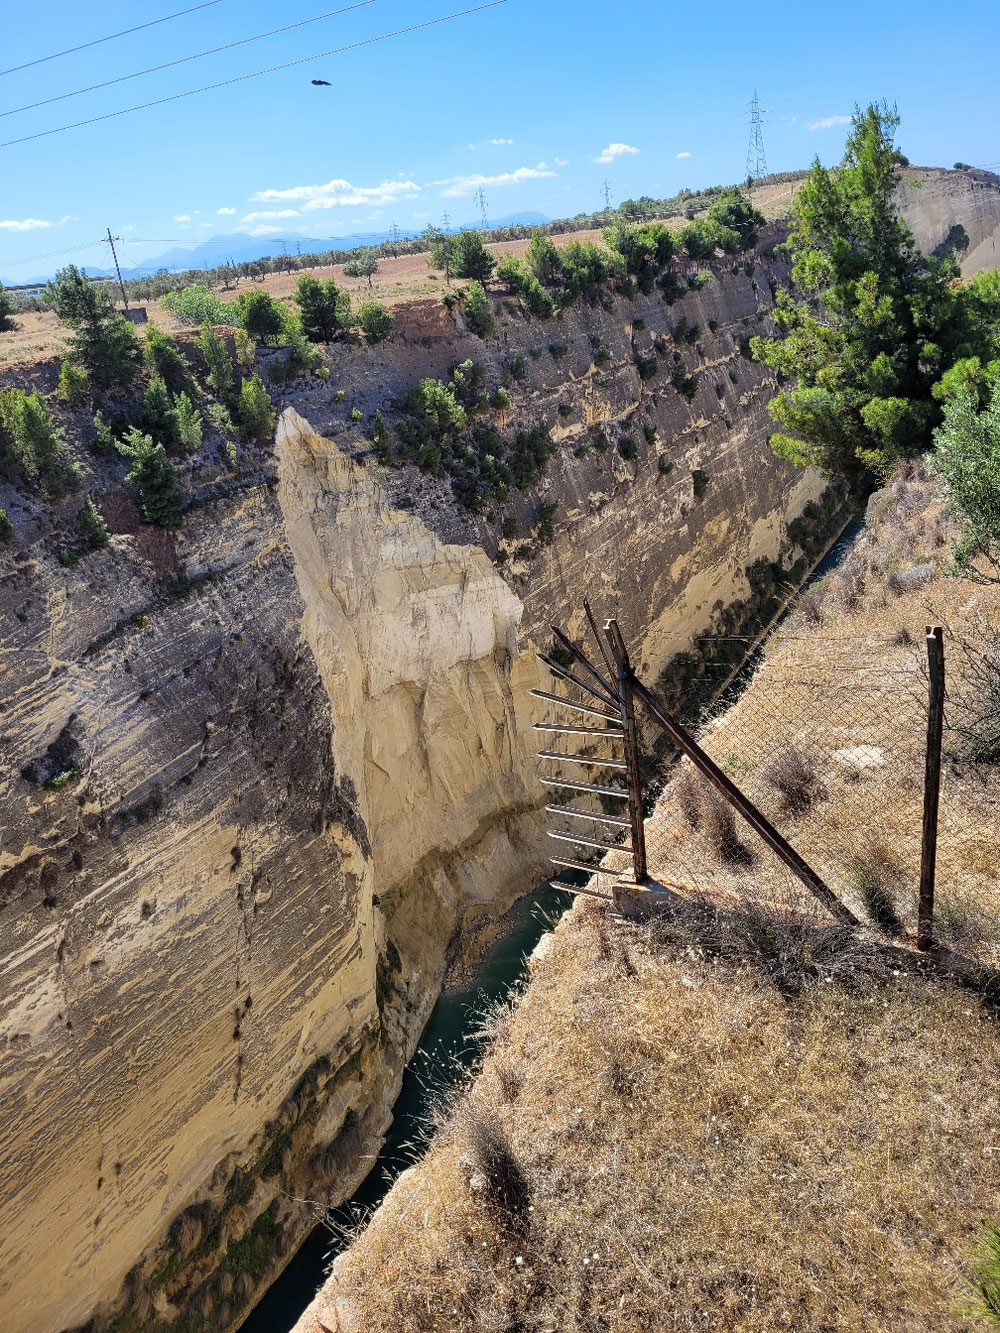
236,881,575,1333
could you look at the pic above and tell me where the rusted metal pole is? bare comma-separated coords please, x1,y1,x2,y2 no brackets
604,619,648,884
627,673,859,927
917,626,945,951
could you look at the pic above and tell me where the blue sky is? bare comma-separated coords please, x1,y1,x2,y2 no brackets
2,0,999,282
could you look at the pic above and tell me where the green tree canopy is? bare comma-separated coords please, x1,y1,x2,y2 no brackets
343,252,379,286
357,300,394,345
44,265,142,393
604,222,676,292
462,282,493,337
451,230,495,282
932,382,1000,577
0,282,16,332
294,274,351,342
706,190,765,251
238,374,277,441
750,102,999,480
236,288,287,344
117,427,185,528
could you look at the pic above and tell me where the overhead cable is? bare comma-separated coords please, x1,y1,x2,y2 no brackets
0,2,224,77
1,1,376,120
0,3,506,149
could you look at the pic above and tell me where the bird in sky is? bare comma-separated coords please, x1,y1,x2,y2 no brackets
311,79,331,85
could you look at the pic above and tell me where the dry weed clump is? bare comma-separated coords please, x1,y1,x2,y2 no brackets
309,899,1000,1332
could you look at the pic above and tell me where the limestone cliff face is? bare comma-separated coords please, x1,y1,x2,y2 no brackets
1,243,831,1333
896,165,1000,274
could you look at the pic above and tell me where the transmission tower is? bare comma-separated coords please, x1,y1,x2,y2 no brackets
745,90,768,186
474,186,488,229
602,178,613,210
389,219,401,256
441,209,451,231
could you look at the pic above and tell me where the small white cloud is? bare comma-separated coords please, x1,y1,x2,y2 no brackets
554,156,569,166
433,163,557,197
676,151,692,159
594,142,640,164
0,216,69,231
237,209,302,228
809,114,851,131
486,137,513,145
121,224,135,232
467,143,476,150
217,206,237,216
173,214,192,223
250,176,421,210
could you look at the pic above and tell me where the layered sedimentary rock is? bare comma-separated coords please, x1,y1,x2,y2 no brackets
0,240,830,1332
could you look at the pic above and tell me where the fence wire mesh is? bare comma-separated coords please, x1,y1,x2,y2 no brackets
631,624,1000,946
540,616,1000,954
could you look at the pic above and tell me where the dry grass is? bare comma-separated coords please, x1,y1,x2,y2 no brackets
309,899,1000,1332
298,464,1000,1333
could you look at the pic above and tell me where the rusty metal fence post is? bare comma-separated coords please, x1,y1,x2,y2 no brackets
917,626,946,951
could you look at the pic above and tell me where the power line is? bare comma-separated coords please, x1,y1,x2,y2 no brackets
1,1,376,121
0,3,506,150
0,2,223,78
0,237,110,270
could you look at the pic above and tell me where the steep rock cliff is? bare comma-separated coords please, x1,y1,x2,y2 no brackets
0,242,831,1332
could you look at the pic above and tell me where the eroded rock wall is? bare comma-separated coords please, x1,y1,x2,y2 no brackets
1,243,830,1332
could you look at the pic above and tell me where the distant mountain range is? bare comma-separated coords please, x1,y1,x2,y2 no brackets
7,212,551,286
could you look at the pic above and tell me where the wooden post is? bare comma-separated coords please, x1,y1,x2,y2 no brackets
918,626,945,951
604,619,648,884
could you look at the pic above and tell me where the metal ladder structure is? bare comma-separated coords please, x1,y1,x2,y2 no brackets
533,604,861,929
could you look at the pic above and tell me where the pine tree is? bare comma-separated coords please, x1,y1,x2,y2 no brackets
238,375,277,441
144,325,191,394
119,427,185,528
343,252,379,288
371,409,393,464
78,496,110,548
56,360,89,407
451,230,495,282
295,274,351,342
142,375,178,447
195,323,235,400
357,301,394,345
236,289,287,344
462,282,493,337
173,391,202,451
44,265,141,392
0,388,80,499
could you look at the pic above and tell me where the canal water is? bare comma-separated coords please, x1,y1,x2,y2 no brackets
237,882,575,1333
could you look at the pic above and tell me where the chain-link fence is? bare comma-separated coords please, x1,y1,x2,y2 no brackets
623,623,1000,950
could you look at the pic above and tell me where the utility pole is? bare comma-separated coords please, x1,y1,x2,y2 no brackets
602,178,613,210
475,186,488,230
106,227,129,310
745,90,768,187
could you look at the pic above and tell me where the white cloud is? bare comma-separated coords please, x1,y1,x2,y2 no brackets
238,225,287,237
809,114,851,131
250,176,421,211
554,156,569,166
594,142,640,164
467,143,476,150
432,163,557,197
676,151,692,159
173,214,192,223
217,206,237,216
486,137,513,145
236,208,303,231
0,215,70,231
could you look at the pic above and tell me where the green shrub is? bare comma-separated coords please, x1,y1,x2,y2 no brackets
548,344,568,360
513,542,533,561
78,496,110,549
195,323,235,400
56,360,88,408
236,289,286,344
536,499,558,543
161,284,238,327
118,427,185,528
618,436,638,460
0,388,81,499
643,425,657,445
141,375,177,446
504,356,526,382
636,355,658,382
491,387,511,412
0,509,12,543
174,391,202,451
692,468,709,497
144,326,191,393
451,230,495,281
357,300,394,345
658,457,674,475
0,282,16,332
294,274,351,343
500,514,519,540
371,409,393,464
44,265,142,392
463,282,493,337
234,327,255,367
349,407,363,423
238,375,277,442
592,427,609,453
